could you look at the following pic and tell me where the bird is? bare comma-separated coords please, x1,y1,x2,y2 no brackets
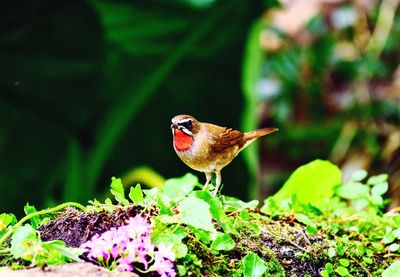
170,114,278,196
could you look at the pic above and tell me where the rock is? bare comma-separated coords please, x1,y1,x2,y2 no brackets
0,262,139,277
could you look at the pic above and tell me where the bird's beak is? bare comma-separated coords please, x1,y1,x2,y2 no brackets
170,123,177,129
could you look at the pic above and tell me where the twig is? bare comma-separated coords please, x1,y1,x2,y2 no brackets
344,250,373,277
299,229,311,245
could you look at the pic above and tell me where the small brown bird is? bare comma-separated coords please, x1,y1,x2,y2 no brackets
170,114,278,196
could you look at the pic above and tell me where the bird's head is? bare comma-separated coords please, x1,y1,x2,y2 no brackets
170,114,200,136
170,115,201,151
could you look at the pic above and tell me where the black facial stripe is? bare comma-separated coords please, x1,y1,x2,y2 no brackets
179,120,193,131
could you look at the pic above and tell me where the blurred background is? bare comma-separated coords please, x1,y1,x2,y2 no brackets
0,0,399,216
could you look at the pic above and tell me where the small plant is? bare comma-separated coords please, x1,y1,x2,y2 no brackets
1,160,399,276
0,203,85,268
336,169,389,213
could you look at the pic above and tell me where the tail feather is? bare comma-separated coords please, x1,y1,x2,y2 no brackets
243,127,278,141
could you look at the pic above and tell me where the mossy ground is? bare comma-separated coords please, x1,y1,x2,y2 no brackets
35,205,390,276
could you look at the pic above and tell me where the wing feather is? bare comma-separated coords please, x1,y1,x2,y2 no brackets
210,127,244,152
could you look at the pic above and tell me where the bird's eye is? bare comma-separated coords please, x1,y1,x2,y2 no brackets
180,120,192,130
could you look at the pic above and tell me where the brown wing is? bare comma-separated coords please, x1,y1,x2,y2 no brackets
210,127,245,152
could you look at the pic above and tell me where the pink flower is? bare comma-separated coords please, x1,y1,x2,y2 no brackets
116,259,133,272
79,215,176,277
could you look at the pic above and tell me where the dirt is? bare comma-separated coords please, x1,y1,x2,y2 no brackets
39,206,143,248
260,220,326,276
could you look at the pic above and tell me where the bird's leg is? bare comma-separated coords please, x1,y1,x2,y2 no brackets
203,172,212,191
213,171,222,196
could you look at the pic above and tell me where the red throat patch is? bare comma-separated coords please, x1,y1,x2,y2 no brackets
174,129,193,151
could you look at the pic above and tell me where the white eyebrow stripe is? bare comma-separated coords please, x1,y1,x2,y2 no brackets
177,118,192,124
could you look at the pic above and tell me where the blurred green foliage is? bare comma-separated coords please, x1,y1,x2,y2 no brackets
1,0,399,215
242,0,400,199
0,0,263,214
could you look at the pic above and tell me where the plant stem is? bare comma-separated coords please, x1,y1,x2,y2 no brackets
0,202,86,246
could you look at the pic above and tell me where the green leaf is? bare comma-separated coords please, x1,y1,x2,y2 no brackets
306,224,318,235
24,203,41,229
301,203,323,216
371,194,384,206
10,225,38,259
178,196,216,232
372,242,384,251
383,260,400,277
339,258,350,267
336,182,369,200
367,174,388,185
155,233,188,259
191,227,212,244
162,173,198,200
384,230,396,244
128,183,144,205
240,210,250,220
0,213,15,232
210,233,236,251
336,266,349,276
393,215,400,226
295,213,313,225
320,270,329,277
388,243,399,252
157,195,173,215
242,252,267,277
266,160,341,208
223,196,259,212
371,182,388,196
325,262,334,273
393,228,400,238
363,257,373,264
328,247,336,258
351,169,367,181
193,191,237,235
110,177,129,206
42,240,84,263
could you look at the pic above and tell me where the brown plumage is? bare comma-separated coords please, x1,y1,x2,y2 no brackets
171,115,278,196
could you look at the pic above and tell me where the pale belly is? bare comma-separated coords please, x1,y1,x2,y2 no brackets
175,145,240,173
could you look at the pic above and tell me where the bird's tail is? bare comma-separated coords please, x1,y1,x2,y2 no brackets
243,127,278,141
